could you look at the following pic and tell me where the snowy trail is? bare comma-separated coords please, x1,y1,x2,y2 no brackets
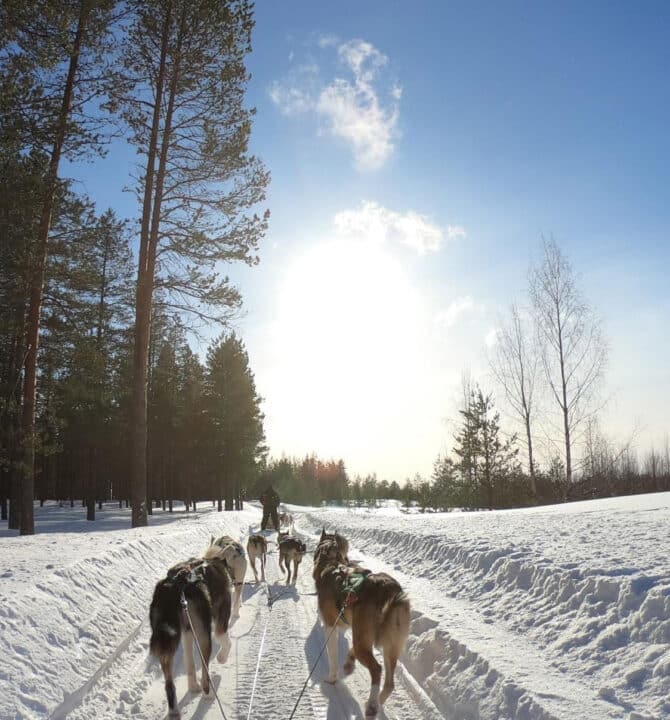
59,524,445,720
3,497,667,720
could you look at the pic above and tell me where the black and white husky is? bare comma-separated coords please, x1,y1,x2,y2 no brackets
246,533,267,583
277,531,306,585
149,545,232,718
210,534,247,617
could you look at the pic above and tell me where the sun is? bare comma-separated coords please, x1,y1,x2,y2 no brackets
266,236,429,467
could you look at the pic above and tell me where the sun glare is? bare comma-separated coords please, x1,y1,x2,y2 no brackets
267,238,430,468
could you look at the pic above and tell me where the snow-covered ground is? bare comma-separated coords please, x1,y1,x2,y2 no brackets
0,494,668,719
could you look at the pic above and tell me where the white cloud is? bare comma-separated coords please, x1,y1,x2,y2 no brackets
447,225,467,240
268,63,319,116
318,34,339,48
317,39,400,170
436,296,475,328
334,201,445,255
268,38,401,170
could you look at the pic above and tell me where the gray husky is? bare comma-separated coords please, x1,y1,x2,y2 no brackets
277,531,306,585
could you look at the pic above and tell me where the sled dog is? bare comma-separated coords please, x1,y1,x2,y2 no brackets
313,535,410,717
149,545,232,718
210,534,247,616
246,533,268,583
318,527,349,562
277,531,307,585
279,509,294,528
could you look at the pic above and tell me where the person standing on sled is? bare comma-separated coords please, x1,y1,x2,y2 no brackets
260,484,280,531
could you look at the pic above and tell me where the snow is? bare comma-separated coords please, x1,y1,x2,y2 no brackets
0,494,668,719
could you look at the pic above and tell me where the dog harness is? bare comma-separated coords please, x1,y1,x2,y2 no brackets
335,566,372,615
342,569,371,603
168,558,208,588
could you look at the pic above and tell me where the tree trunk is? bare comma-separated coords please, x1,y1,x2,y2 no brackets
129,2,172,528
3,303,25,528
86,446,95,521
19,0,89,535
556,300,572,493
524,412,537,500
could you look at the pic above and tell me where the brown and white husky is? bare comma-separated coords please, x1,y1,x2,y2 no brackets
313,535,410,717
246,533,268,583
210,534,247,616
149,545,232,718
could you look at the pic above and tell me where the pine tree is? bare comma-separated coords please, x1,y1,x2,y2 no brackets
453,386,519,508
204,334,264,511
1,0,118,533
112,0,269,526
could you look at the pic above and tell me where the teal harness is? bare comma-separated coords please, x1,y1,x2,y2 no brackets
337,568,372,618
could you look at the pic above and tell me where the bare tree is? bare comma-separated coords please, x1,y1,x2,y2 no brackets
489,303,538,499
529,237,607,489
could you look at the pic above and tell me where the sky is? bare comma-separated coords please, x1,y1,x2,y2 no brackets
69,1,670,483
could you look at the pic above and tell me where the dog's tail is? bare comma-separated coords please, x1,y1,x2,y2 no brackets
203,544,226,561
377,590,411,650
149,582,181,661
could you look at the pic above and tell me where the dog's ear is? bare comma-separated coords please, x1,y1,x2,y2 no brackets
210,535,214,546
320,528,326,541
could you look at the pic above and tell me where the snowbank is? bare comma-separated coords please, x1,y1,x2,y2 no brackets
303,493,670,720
0,503,256,719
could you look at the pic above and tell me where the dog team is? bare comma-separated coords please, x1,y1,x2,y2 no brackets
149,515,410,718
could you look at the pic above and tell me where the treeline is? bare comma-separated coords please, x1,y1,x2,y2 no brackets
425,383,670,512
0,0,268,532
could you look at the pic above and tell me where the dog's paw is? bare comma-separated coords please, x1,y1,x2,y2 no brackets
323,674,338,685
364,701,378,717
187,679,201,693
168,709,181,718
202,682,210,696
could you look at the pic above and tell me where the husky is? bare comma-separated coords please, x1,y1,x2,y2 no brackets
279,509,294,529
313,536,410,717
246,533,267,584
318,527,349,562
277,531,307,585
149,545,232,718
210,535,247,617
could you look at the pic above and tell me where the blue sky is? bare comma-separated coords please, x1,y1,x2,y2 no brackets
70,1,670,481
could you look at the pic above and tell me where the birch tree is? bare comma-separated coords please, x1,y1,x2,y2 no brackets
489,304,539,499
529,238,607,489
